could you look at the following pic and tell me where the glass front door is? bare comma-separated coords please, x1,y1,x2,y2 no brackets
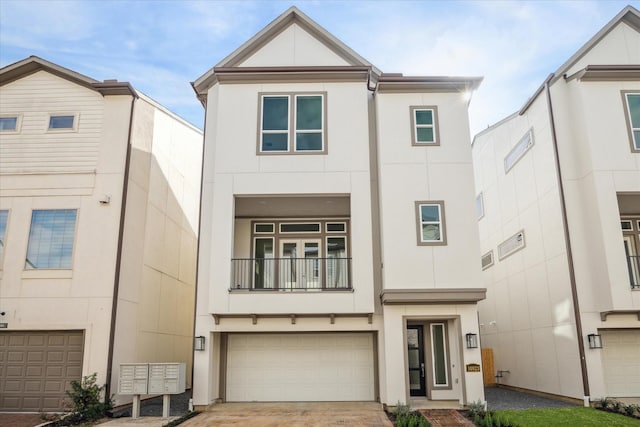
279,239,321,289
407,325,426,396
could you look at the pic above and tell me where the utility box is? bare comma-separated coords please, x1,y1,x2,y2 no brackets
148,363,186,394
118,363,149,395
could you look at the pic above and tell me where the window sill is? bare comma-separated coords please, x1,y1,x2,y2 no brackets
22,269,73,279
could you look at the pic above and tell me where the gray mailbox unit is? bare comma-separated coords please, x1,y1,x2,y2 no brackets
148,363,186,394
118,363,149,395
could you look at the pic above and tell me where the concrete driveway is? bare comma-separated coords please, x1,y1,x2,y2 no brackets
181,402,393,427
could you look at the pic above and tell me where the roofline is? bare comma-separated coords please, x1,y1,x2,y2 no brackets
0,55,137,97
137,92,203,134
549,5,640,84
471,111,520,145
377,75,483,93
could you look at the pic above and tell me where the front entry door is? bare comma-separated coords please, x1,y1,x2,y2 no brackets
407,325,426,396
279,239,321,289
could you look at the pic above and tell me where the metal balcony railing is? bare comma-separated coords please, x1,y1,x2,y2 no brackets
231,257,352,290
627,255,640,289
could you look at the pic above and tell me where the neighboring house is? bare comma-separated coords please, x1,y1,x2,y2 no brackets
0,57,203,411
472,6,640,404
191,7,485,407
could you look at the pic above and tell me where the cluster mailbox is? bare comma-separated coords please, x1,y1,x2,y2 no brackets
118,362,185,395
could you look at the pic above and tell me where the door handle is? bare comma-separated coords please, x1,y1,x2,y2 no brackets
421,363,425,378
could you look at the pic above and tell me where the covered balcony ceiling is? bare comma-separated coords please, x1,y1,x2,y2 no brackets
618,193,640,215
235,195,350,218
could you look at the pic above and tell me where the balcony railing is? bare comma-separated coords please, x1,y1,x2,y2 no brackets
627,255,640,289
231,258,352,290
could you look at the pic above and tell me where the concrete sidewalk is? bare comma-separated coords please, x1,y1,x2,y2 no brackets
99,416,178,427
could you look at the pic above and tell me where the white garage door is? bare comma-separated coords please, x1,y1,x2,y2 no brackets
601,329,640,397
226,332,375,401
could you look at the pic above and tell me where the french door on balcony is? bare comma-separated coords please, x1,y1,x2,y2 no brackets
624,235,639,288
279,239,321,289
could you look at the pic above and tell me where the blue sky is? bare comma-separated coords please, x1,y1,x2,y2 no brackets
1,0,637,135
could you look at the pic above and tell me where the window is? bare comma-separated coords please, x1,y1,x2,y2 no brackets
416,201,446,245
259,93,325,153
411,106,439,145
476,193,484,220
280,223,321,233
0,116,19,131
504,129,534,172
254,223,274,234
498,230,525,260
623,92,640,151
481,251,494,270
48,114,76,130
430,323,449,387
25,209,77,269
621,220,633,231
0,210,8,266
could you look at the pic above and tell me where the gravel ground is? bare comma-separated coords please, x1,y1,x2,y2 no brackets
485,387,578,410
110,390,192,418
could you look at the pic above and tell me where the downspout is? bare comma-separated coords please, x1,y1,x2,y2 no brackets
544,76,590,406
105,92,138,400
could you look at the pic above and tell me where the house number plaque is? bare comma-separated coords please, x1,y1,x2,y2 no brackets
466,363,481,372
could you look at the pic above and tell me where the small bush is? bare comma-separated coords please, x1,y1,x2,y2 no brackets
467,399,486,419
64,373,113,424
396,412,430,427
612,400,623,413
596,397,611,410
393,401,411,418
623,404,637,417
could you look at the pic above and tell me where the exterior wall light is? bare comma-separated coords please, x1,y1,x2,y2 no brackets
587,334,602,349
466,333,478,349
194,336,206,351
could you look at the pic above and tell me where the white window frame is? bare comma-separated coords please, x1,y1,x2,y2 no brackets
504,128,534,173
0,114,22,133
416,201,446,246
410,106,439,146
476,193,485,220
623,92,640,152
325,222,347,233
258,93,326,154
254,223,275,234
621,220,633,231
47,113,78,132
279,222,321,234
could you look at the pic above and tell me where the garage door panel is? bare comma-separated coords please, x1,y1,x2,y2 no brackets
602,330,640,397
0,331,84,411
226,332,374,402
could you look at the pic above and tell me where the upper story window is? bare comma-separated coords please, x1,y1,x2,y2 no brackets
259,93,326,154
0,210,8,268
476,193,485,220
48,114,76,131
0,115,19,132
411,106,439,145
416,201,446,245
623,92,640,152
504,128,534,173
25,209,77,269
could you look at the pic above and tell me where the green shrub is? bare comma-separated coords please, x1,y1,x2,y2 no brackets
393,401,411,418
467,399,486,419
397,412,430,427
612,400,623,413
596,397,611,410
623,404,637,417
64,373,113,424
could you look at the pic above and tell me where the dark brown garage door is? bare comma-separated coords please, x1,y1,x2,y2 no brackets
0,330,84,412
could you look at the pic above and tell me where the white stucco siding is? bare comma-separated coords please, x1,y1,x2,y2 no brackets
376,92,482,290
0,70,104,173
239,23,352,68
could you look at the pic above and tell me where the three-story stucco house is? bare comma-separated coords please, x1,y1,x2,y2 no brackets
192,7,485,408
472,5,640,405
0,57,202,411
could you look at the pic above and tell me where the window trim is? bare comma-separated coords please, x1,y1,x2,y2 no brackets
621,91,640,153
257,92,327,155
429,322,450,388
476,192,485,220
415,201,447,246
0,114,22,133
504,128,534,173
25,209,78,270
410,106,440,146
47,113,78,132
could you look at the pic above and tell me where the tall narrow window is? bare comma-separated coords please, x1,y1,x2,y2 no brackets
411,106,439,145
259,93,325,153
476,193,484,220
25,209,77,269
416,201,446,245
0,210,8,266
623,92,640,152
431,323,449,387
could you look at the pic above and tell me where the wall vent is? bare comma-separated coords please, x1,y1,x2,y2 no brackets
504,129,534,173
481,251,494,270
498,230,525,260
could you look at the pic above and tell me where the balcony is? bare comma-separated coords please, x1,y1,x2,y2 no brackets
627,255,640,289
231,257,352,291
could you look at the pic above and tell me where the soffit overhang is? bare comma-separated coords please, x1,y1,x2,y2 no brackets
0,56,137,97
380,288,487,305
566,64,640,82
377,75,483,93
